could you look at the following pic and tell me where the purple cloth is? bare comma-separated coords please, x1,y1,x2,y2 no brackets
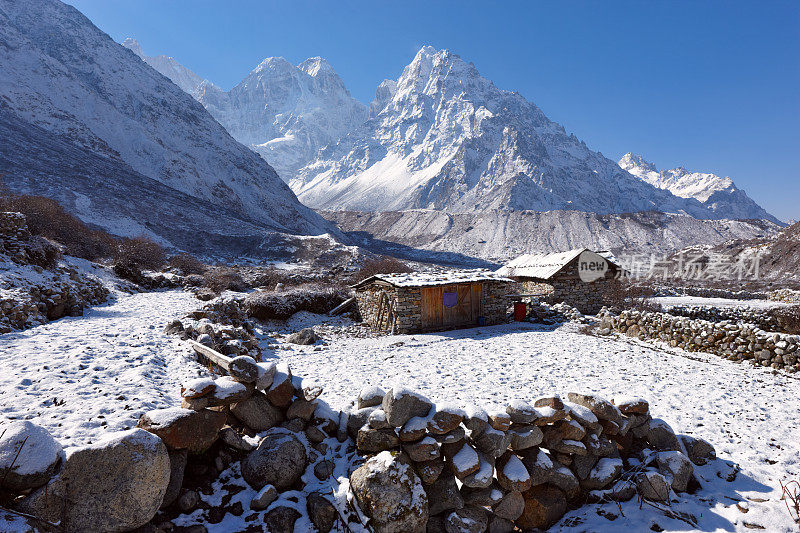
443,291,458,308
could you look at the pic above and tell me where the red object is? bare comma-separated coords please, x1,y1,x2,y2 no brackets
514,302,527,321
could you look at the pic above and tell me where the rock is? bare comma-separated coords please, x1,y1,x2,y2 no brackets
358,386,386,409
517,484,567,530
486,490,520,523
161,449,187,509
488,516,515,533
219,426,255,452
286,327,318,345
230,392,285,432
462,483,505,507
178,489,199,513
445,505,488,533
210,376,252,404
287,399,318,421
17,429,170,533
506,400,537,424
519,449,556,486
508,425,543,451
488,411,511,431
572,453,598,480
566,393,622,425
264,505,301,533
426,473,464,515
550,465,581,500
533,395,564,409
137,408,226,453
307,491,337,533
0,420,63,492
314,459,336,480
347,407,377,439
496,453,531,492
350,451,428,533
255,361,277,391
249,484,278,510
415,458,445,485
382,387,433,428
164,319,184,334
580,457,623,491
679,434,716,465
532,405,568,425
428,405,465,435
180,377,215,399
646,418,680,451
549,439,587,456
404,436,441,462
635,470,670,501
463,406,489,436
400,416,430,442
460,452,495,489
655,451,694,492
265,364,294,408
241,428,307,490
368,408,391,429
615,397,649,415
473,426,511,458
357,427,400,453
450,443,480,479
228,355,259,383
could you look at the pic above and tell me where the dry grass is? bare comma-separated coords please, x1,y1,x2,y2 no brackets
168,253,206,275
350,256,413,284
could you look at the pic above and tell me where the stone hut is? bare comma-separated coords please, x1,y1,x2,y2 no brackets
352,272,516,334
497,249,621,314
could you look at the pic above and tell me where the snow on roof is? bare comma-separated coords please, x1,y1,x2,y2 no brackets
496,248,619,280
353,270,513,288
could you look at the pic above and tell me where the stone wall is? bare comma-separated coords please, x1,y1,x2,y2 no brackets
770,288,800,304
600,309,800,373
355,281,515,334
653,285,767,300
663,304,800,335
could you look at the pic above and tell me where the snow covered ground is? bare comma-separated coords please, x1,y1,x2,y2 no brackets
652,295,789,309
273,319,800,532
0,290,206,446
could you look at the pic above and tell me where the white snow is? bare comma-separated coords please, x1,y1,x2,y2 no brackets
0,420,63,476
0,290,206,446
501,454,530,482
653,295,789,310
451,443,479,473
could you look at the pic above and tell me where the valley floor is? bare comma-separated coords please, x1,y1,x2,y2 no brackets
1,290,799,531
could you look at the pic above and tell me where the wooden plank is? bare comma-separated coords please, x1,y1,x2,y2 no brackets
189,340,232,371
472,283,483,318
329,297,356,316
422,287,443,329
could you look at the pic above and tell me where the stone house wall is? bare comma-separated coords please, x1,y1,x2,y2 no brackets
516,260,614,315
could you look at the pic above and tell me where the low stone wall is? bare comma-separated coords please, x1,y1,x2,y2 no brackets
770,288,800,304
5,319,723,532
653,285,767,300
663,304,785,333
600,309,800,373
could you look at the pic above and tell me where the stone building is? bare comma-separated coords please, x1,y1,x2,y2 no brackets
352,272,516,334
496,249,622,314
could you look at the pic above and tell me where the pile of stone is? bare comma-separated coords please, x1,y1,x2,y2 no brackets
600,309,800,373
770,288,800,304
166,305,263,360
664,304,783,333
652,285,766,301
348,387,715,532
526,300,588,325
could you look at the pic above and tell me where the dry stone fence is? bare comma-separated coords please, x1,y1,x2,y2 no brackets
3,318,723,532
600,309,800,373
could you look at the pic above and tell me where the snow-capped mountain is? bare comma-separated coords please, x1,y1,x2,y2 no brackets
0,0,335,250
291,46,718,217
194,55,367,182
122,38,213,97
619,153,778,223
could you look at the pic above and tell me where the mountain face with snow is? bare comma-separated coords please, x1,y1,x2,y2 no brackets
122,38,213,97
0,0,336,252
289,46,719,218
619,153,778,223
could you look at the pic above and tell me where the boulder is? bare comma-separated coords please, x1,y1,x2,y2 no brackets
506,400,537,424
496,453,531,492
161,449,187,509
137,408,226,453
509,425,543,451
180,377,216,399
0,421,63,492
414,458,445,485
426,473,464,515
264,505,301,533
249,484,278,510
357,427,399,453
307,491,337,533
679,434,716,465
645,418,680,451
655,451,694,492
241,428,307,490
445,505,488,533
16,429,170,532
493,491,524,521
566,393,622,425
382,387,433,427
228,355,259,383
580,457,622,491
404,436,440,462
428,405,465,435
399,416,429,442
230,392,285,432
550,465,581,500
349,451,428,533
615,397,649,415
635,471,670,501
450,443,480,479
286,327,318,345
265,363,294,408
358,386,386,409
347,406,377,439
517,484,567,530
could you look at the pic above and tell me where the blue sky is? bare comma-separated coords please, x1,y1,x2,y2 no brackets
67,0,799,221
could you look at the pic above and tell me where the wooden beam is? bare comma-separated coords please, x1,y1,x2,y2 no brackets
189,340,231,371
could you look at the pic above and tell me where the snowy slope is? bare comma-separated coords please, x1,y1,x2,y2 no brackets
122,38,213,97
0,0,334,240
619,153,778,222
292,46,719,218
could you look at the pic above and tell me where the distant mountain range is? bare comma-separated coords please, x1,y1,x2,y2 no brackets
619,153,778,223
0,0,336,256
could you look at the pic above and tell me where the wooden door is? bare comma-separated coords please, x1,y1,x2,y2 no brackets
421,287,443,329
442,284,477,327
